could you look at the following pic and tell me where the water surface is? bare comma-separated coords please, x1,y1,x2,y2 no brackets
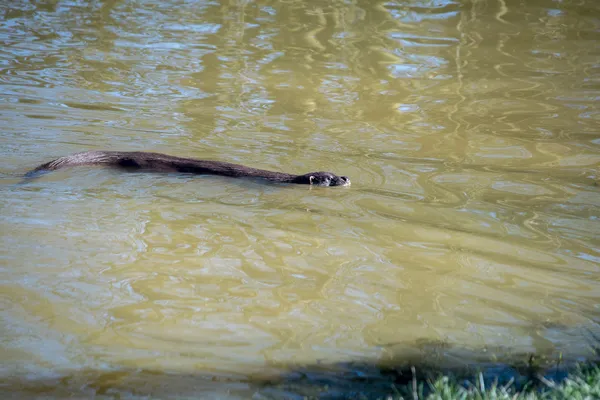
1,0,599,397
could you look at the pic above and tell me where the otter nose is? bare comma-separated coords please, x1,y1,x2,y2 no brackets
341,176,349,182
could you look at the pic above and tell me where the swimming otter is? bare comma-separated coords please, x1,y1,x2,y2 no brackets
28,151,351,187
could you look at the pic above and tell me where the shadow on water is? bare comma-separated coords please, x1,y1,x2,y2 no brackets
4,326,600,399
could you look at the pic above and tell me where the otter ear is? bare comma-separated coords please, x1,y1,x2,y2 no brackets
309,175,315,185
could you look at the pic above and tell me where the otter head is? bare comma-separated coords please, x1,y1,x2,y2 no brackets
294,172,351,187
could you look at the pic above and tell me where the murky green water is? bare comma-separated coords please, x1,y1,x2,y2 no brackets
1,0,599,397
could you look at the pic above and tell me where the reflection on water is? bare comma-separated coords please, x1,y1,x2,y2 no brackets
1,0,599,397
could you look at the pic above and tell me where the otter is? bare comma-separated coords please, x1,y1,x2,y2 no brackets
27,151,351,187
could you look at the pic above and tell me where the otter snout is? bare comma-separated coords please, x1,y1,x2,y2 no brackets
334,176,351,186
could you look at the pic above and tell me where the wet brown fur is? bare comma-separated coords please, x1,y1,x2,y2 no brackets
29,151,350,186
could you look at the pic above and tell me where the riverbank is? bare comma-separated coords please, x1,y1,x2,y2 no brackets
387,364,600,400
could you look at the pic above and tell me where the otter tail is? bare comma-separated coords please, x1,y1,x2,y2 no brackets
23,157,68,179
20,159,59,183
23,151,114,182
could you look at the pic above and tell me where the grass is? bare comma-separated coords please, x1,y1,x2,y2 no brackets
388,365,600,400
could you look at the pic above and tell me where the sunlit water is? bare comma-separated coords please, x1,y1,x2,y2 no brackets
1,0,599,397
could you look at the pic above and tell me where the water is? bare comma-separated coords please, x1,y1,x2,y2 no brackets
1,0,599,397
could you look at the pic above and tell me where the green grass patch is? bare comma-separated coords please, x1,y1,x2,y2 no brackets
389,365,600,400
